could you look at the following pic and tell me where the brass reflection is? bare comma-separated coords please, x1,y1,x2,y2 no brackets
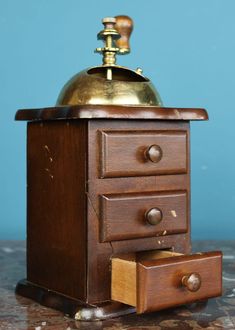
56,16,163,107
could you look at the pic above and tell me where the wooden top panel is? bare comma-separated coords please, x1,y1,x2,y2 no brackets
15,105,208,121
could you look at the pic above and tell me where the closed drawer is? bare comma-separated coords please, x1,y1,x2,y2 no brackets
100,190,187,242
112,250,222,314
100,130,187,178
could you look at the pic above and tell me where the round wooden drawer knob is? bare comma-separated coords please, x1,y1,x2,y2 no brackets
145,207,162,225
182,273,202,292
145,145,162,163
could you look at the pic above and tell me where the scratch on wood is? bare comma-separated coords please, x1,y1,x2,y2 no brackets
45,168,53,179
171,210,177,217
44,145,50,153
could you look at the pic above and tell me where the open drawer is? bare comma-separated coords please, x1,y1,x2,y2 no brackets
111,250,222,314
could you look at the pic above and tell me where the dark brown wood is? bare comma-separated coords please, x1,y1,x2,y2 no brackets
1,240,230,329
27,121,87,300
86,120,191,303
15,105,222,320
86,196,113,303
111,250,222,314
100,129,187,178
100,191,188,242
16,279,135,321
137,251,222,313
15,105,208,121
115,15,133,52
111,233,191,255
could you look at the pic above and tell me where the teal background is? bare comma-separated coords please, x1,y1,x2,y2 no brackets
0,0,234,239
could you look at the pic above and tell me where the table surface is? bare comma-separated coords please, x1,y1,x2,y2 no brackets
0,240,235,330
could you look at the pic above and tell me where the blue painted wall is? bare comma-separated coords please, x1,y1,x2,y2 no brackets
0,0,234,239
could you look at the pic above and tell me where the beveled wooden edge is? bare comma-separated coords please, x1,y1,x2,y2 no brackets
15,105,208,121
139,250,222,268
16,279,135,321
136,250,222,314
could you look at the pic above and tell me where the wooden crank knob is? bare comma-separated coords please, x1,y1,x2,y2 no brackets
114,15,133,54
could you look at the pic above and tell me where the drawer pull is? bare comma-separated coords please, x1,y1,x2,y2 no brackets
145,144,162,163
182,273,202,292
145,207,162,225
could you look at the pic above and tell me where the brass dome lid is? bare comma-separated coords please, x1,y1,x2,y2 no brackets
56,16,163,107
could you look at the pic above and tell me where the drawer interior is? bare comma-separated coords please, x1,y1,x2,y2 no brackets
111,250,181,307
111,249,222,313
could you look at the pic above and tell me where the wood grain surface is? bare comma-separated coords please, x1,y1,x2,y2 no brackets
100,130,187,178
15,105,208,121
111,250,222,314
100,190,188,241
27,121,87,300
86,120,191,303
1,240,232,329
137,251,222,313
24,119,192,306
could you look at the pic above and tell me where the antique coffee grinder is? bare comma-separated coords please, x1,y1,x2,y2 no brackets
15,16,222,321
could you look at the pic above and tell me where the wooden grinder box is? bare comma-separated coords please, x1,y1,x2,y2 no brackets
15,16,222,321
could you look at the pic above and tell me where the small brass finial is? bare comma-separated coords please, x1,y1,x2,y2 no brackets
95,16,134,80
95,17,120,68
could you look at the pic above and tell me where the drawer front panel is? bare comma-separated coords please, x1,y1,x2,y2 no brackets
100,130,187,178
100,191,187,242
111,251,222,314
137,251,222,313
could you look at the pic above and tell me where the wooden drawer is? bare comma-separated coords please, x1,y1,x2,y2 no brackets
100,191,187,242
100,130,187,178
112,250,222,314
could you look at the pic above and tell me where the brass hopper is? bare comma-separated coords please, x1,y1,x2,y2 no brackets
56,16,162,107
